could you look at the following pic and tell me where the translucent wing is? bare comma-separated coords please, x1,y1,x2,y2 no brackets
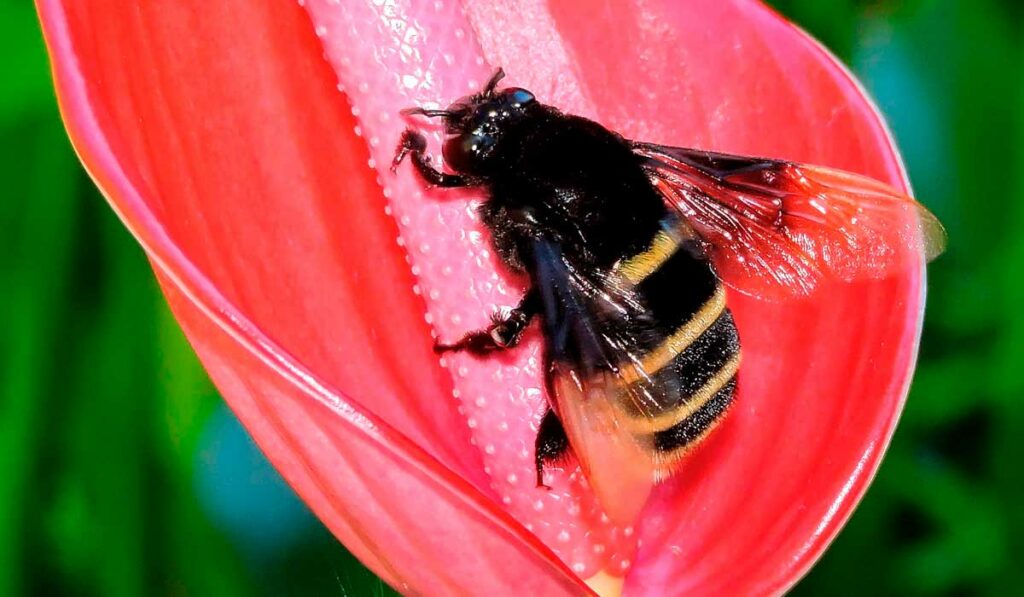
632,142,947,299
530,238,655,525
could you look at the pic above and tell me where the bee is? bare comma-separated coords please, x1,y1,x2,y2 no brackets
392,69,945,524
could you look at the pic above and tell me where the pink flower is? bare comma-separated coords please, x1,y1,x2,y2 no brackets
37,0,926,594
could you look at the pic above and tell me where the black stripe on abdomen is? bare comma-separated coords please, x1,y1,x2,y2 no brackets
653,376,737,453
620,309,740,420
637,239,719,336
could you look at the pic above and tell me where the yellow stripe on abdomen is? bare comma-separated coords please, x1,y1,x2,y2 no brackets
618,284,727,385
616,228,681,285
620,352,739,434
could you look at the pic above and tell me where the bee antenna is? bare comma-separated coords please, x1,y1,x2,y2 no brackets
400,107,452,119
483,67,506,96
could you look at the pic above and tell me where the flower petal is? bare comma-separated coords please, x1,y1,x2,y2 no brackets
37,0,585,592
40,0,928,591
309,0,924,590
37,0,488,483
158,274,586,594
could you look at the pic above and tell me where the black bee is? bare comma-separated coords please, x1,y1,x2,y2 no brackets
392,69,944,524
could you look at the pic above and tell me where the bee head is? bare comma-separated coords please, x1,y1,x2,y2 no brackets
402,68,537,175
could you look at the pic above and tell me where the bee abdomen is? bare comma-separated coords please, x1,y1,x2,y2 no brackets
630,303,740,477
610,216,741,476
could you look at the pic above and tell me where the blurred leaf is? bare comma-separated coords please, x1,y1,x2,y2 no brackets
0,114,77,597
0,1,54,125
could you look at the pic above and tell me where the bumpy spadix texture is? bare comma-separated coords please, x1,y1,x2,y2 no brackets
37,0,924,594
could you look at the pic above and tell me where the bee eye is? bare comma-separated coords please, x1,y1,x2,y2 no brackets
507,88,535,107
443,131,494,174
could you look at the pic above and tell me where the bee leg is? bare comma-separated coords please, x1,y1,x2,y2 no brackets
534,408,570,489
391,129,476,188
434,289,539,355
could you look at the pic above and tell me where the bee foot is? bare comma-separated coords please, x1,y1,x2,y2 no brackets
391,129,427,173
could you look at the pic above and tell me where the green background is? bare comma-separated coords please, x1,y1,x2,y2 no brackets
2,0,1020,594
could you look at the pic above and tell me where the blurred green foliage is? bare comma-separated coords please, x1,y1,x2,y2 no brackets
1,0,1020,595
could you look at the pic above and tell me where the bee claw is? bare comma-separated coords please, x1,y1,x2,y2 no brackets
535,470,551,490
390,149,407,174
392,129,427,173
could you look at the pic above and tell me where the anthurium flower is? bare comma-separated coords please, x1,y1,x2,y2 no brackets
37,0,926,594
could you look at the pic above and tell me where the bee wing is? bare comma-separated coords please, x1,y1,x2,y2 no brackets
530,239,658,525
547,369,655,526
632,142,947,299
